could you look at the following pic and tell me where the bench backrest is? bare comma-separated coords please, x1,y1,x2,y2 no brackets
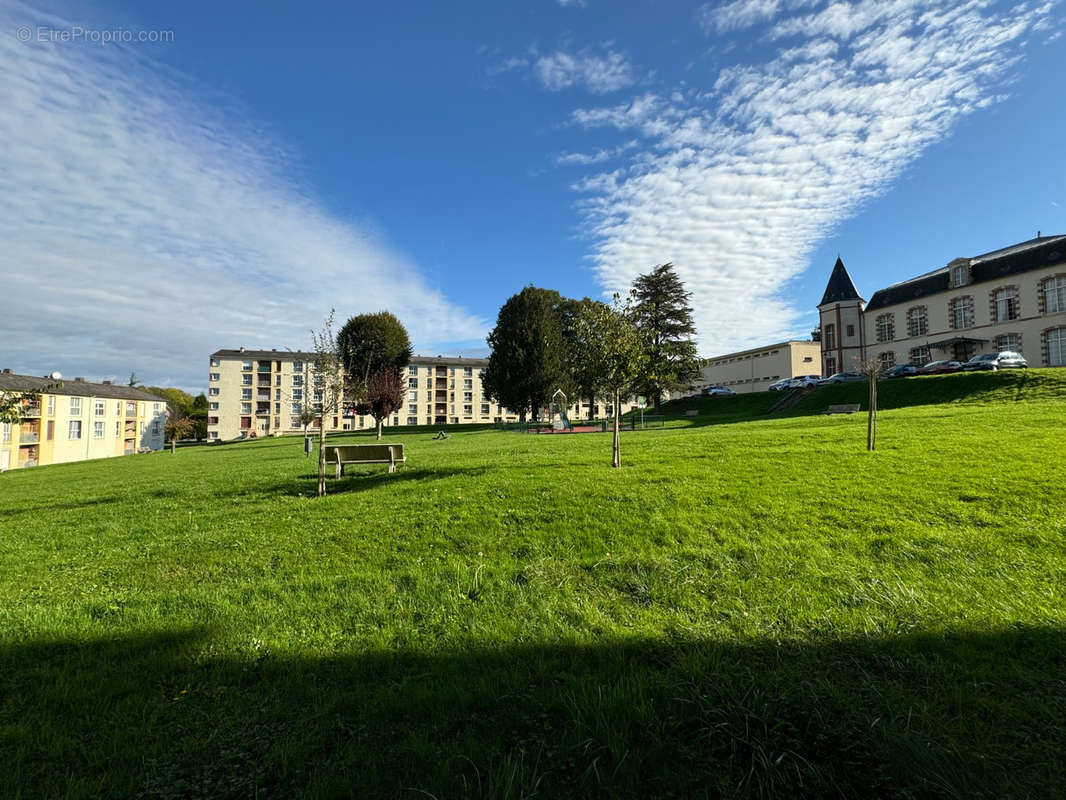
324,443,404,462
827,404,860,413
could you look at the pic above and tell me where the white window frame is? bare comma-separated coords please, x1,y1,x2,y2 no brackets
69,397,82,415
68,420,82,439
950,297,972,329
994,288,1018,322
951,264,968,287
1045,276,1066,314
996,334,1020,353
1049,328,1066,366
94,400,105,416
209,373,220,381
47,395,55,415
93,421,105,439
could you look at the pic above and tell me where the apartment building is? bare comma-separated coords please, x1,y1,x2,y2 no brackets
0,371,166,471
695,341,822,394
208,348,642,440
817,234,1066,373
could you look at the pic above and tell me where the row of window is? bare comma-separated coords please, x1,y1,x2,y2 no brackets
58,398,156,417
875,330,1066,367
409,365,477,377
707,349,781,367
62,420,161,440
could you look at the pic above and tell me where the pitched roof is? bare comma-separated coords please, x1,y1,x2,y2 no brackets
211,348,316,360
818,257,863,306
865,234,1066,311
0,372,167,402
410,355,489,367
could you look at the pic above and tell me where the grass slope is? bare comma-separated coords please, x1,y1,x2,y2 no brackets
1,373,1065,798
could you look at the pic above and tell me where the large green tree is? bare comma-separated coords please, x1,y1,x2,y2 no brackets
572,295,646,467
337,312,413,394
483,286,572,422
631,263,700,409
558,297,600,419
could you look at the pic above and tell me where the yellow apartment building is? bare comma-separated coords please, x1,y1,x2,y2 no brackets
0,371,167,471
208,348,641,440
694,341,822,394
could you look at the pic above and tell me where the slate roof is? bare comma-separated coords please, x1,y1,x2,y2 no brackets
865,235,1066,312
819,257,863,305
410,355,489,367
0,372,167,402
211,348,316,360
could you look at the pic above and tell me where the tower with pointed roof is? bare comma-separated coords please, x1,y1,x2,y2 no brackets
817,256,865,375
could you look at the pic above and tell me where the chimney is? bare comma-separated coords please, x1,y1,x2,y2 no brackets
1,368,10,374
102,380,112,385
74,377,84,382
239,346,246,353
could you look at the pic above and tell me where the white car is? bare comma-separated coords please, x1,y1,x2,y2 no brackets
703,386,736,396
768,378,792,392
788,375,822,389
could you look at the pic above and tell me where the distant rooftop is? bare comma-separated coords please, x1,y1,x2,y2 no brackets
0,371,167,402
818,256,863,306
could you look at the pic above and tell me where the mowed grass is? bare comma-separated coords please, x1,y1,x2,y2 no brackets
2,371,1065,799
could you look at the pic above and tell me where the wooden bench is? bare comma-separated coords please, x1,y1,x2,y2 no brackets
323,443,406,477
825,404,861,415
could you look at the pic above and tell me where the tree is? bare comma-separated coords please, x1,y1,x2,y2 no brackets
127,372,139,387
357,366,405,440
164,407,195,454
572,296,647,468
309,310,348,497
338,311,412,392
630,263,700,409
857,358,883,451
297,406,317,456
0,390,42,425
483,286,572,422
559,297,600,419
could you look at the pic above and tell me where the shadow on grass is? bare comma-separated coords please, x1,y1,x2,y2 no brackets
0,494,123,518
2,626,1062,799
250,466,488,498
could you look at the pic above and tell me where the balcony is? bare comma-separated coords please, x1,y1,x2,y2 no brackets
20,401,41,418
19,432,39,444
256,392,271,401
435,379,447,390
257,365,272,373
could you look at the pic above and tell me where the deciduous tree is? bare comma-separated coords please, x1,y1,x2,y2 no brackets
631,263,700,409
357,366,405,440
309,310,347,497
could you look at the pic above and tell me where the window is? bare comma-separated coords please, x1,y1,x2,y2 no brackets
241,403,251,414
407,416,418,425
408,391,418,401
846,324,855,338
993,287,1019,322
47,395,55,415
211,358,221,367
208,416,219,425
242,374,252,386
275,389,282,400
69,397,82,415
950,297,973,329
463,405,473,416
825,357,837,375
910,346,931,366
274,404,281,414
996,334,1020,353
210,431,219,440
94,400,105,416
293,360,303,372
408,404,418,414
408,365,418,375
93,421,104,439
210,387,220,396
208,402,218,411
951,264,968,287
879,351,896,369
907,306,928,337
1045,276,1066,314
292,374,304,387
463,379,472,390
210,373,220,381
1048,328,1066,366
463,392,473,402
242,361,252,371
823,324,835,349
275,375,282,386
481,403,490,416
68,420,82,439
241,388,252,400
1,423,9,443
114,421,119,436
875,314,894,343
409,378,419,389
464,367,472,377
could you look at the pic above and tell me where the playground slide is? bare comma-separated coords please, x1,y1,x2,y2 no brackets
553,411,572,431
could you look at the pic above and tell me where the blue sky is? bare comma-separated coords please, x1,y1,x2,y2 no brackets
2,0,1064,391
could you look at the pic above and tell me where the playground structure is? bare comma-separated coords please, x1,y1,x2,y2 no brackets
493,389,666,434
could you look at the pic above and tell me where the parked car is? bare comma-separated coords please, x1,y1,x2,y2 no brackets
703,386,736,396
915,360,961,375
882,364,917,378
768,378,792,392
958,351,1028,371
817,372,866,385
788,375,823,389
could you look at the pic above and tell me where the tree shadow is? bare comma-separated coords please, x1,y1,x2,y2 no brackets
2,625,1062,799
245,466,488,498
0,494,122,519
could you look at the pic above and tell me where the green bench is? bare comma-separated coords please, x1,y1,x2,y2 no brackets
323,443,406,477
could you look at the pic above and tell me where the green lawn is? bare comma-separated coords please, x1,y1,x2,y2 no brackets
2,371,1065,798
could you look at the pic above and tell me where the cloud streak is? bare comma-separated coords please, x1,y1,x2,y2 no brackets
568,0,1056,353
0,5,486,391
533,47,636,93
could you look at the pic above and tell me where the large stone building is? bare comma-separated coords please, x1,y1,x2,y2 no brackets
208,348,640,440
0,371,167,471
697,340,821,394
817,234,1066,374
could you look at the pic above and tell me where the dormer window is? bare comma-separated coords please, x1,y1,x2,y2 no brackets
951,264,969,288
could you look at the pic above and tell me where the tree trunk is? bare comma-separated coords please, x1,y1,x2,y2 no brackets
317,416,327,497
612,390,621,468
376,418,383,440
867,376,877,451
170,439,175,454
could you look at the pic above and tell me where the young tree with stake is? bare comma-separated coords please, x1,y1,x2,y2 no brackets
309,311,348,497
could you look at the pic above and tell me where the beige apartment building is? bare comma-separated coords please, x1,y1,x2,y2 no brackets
0,371,166,471
817,234,1066,373
695,340,822,394
208,348,641,440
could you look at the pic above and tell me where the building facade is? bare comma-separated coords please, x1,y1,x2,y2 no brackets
696,340,822,394
0,371,166,471
817,235,1066,374
208,349,641,440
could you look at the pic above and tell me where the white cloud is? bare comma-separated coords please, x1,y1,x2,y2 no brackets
553,140,638,166
698,0,820,35
0,5,486,391
533,48,635,93
568,0,1055,353
558,0,588,7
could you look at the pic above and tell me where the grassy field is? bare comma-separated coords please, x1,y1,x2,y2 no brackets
2,370,1065,798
